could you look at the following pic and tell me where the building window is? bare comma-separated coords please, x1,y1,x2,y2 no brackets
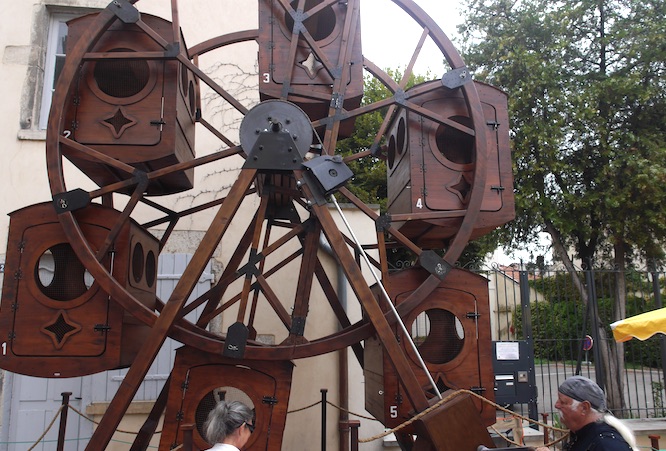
39,13,74,130
18,4,104,140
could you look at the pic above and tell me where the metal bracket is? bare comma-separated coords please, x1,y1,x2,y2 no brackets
290,316,306,336
107,0,140,24
393,89,406,106
164,42,180,58
243,130,304,170
240,101,314,169
238,250,263,277
441,66,472,89
369,142,382,157
52,189,90,213
419,250,452,280
375,214,392,232
330,92,344,110
223,322,249,359
301,155,353,203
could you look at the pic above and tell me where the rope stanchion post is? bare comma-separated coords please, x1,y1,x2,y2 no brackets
57,392,72,451
348,420,360,451
339,420,350,451
649,434,660,451
338,419,361,451
541,413,550,445
320,389,328,451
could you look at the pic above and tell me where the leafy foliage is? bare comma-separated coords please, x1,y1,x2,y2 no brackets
459,0,666,264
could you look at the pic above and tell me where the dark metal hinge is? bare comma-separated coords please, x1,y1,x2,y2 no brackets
486,121,500,130
466,312,481,319
491,185,505,192
262,396,278,405
470,386,486,394
94,324,111,333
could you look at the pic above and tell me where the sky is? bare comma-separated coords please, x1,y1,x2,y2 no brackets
360,0,466,76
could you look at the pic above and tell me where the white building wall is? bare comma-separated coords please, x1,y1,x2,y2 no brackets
0,2,392,449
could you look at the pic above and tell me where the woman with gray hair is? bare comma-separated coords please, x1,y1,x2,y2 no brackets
536,376,637,451
203,400,255,450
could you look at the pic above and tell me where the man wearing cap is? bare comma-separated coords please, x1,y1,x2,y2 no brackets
536,376,637,451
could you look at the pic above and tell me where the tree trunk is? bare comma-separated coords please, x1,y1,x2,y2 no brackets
545,221,625,412
608,240,628,415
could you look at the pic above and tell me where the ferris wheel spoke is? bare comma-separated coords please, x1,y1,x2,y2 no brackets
87,167,257,448
312,201,431,411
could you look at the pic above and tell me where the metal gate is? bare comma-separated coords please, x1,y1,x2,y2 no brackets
484,263,666,420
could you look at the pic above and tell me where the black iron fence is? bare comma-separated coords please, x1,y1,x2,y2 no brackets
479,262,666,420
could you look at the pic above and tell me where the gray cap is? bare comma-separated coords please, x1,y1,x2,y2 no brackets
558,376,607,411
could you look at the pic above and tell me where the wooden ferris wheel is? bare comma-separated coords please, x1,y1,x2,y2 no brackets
0,0,514,449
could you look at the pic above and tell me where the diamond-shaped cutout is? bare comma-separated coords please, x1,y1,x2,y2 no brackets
41,310,82,350
446,173,472,204
298,52,324,79
101,107,137,139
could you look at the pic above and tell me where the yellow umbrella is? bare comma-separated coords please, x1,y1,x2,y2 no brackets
611,307,666,342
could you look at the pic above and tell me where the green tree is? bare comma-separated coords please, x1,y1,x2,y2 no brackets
459,0,666,412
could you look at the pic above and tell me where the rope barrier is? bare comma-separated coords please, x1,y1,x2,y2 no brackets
356,389,569,446
286,398,380,421
23,388,569,448
285,388,568,446
26,405,65,451
287,399,322,414
68,405,162,435
325,401,381,422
